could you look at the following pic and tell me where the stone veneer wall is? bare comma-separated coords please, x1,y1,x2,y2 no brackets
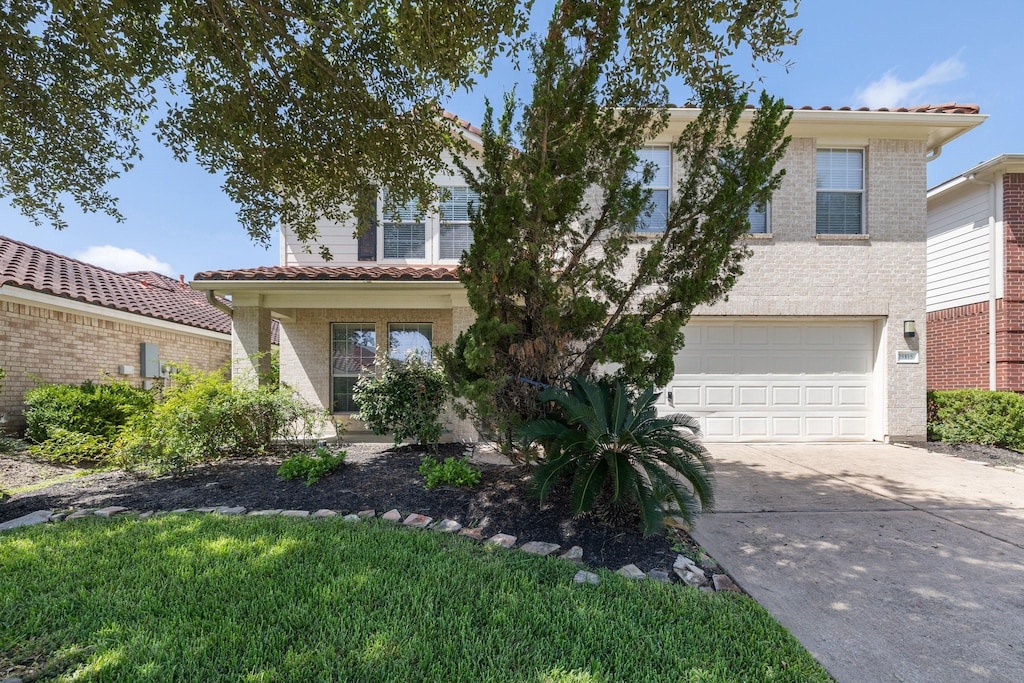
0,300,230,429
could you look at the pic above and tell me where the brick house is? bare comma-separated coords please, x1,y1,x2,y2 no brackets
192,104,984,443
0,236,235,428
926,154,1024,391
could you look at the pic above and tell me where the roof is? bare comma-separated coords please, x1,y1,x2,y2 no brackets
0,235,233,335
441,110,484,139
193,265,460,283
928,153,1024,197
776,102,980,114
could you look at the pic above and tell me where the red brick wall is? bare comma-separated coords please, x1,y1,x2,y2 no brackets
927,302,990,390
999,173,1024,391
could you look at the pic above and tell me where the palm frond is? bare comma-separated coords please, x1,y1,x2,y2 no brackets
520,373,716,534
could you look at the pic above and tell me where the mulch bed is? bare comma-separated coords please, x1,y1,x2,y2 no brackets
0,443,693,574
901,440,1024,470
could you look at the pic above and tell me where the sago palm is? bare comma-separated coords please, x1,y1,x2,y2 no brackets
518,375,714,535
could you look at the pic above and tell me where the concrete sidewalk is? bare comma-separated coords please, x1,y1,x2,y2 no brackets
691,443,1024,683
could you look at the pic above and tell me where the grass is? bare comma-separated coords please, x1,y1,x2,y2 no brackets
0,515,830,682
3,469,108,497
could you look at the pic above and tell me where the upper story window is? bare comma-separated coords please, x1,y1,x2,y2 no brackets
383,193,426,259
635,146,671,232
816,149,864,235
440,186,479,260
748,201,770,234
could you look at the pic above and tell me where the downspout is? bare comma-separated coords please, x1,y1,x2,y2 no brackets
964,173,998,389
207,290,234,318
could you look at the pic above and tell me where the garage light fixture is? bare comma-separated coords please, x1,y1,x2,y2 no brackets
903,320,916,339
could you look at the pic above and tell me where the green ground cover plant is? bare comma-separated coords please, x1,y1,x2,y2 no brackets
0,515,828,682
928,389,1024,451
419,456,481,489
277,447,347,486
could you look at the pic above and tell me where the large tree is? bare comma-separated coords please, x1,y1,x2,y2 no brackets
0,0,526,249
443,0,795,445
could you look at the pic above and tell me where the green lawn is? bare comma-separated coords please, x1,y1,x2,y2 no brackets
0,515,830,682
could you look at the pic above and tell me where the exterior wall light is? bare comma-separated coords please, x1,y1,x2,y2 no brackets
904,320,917,339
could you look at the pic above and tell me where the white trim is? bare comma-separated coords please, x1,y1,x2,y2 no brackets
661,108,985,156
0,285,231,341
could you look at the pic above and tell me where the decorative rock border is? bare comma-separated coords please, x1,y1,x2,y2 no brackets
0,506,741,593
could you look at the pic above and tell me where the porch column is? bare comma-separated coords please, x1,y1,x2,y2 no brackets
231,295,272,387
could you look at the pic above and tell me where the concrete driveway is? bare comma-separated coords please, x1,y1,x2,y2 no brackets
692,443,1024,683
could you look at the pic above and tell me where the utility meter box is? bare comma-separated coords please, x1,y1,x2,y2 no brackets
140,343,161,378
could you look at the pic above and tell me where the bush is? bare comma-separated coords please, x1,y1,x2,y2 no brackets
517,375,714,536
24,379,155,443
418,456,481,489
927,389,1024,451
119,365,333,473
278,446,347,486
354,355,450,447
29,427,112,465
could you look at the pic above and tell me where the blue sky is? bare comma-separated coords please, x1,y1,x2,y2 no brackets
2,0,1019,279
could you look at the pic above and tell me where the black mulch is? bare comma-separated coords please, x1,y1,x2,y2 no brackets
1,443,697,574
901,440,1024,470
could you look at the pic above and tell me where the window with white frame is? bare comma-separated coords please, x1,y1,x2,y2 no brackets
382,192,426,259
331,323,377,413
816,149,864,235
634,147,671,232
439,187,479,259
748,201,770,234
388,323,433,362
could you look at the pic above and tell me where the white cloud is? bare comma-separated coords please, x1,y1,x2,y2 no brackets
854,55,966,109
76,245,174,275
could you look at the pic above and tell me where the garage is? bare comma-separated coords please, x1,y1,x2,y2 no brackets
662,319,879,442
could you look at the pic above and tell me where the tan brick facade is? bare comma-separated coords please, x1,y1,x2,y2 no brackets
279,307,456,434
693,138,929,440
0,299,230,428
233,129,957,442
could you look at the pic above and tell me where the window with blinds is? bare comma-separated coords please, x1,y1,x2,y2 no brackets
440,186,478,259
383,194,426,258
748,201,770,234
816,149,864,235
634,147,671,232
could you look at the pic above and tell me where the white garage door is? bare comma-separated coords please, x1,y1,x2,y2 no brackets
662,319,877,441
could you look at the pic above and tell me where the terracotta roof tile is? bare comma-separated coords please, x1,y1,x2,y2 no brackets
0,235,233,335
194,265,460,282
441,110,484,138
739,102,980,114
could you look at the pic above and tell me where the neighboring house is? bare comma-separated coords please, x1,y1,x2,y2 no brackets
192,104,984,443
926,154,1024,392
0,236,236,428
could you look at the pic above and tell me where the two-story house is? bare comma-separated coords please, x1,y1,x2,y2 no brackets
192,104,984,443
